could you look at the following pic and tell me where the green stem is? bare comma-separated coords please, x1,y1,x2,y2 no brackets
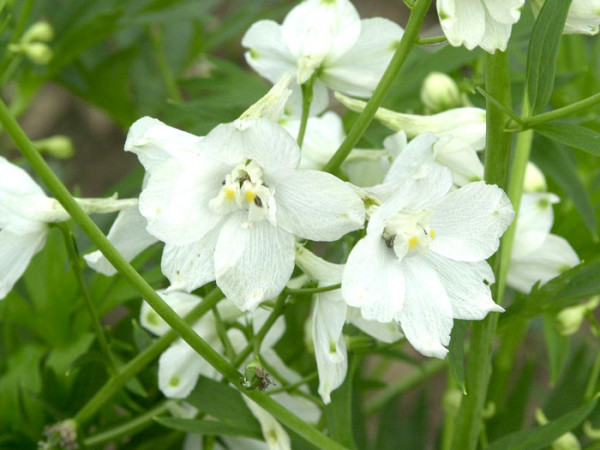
451,50,513,450
297,77,314,147
56,223,118,375
0,98,345,449
268,371,318,395
148,25,182,103
322,0,433,174
74,289,222,426
284,284,340,296
213,305,236,362
83,401,170,447
417,35,447,45
365,358,446,415
523,91,600,127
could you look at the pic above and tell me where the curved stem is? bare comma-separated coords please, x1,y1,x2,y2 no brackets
523,91,600,127
322,0,433,174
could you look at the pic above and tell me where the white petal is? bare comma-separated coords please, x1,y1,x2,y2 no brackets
383,132,437,185
429,182,514,262
140,290,203,336
313,290,348,403
138,158,222,246
84,205,158,276
437,0,486,50
422,252,503,320
242,20,296,84
0,156,45,196
508,234,580,293
284,79,329,118
295,245,344,283
322,18,404,97
511,192,558,260
0,229,47,300
347,307,403,343
125,117,204,171
162,225,220,292
564,0,600,35
342,233,405,322
434,136,484,186
478,10,514,53
214,213,295,310
244,398,291,450
398,257,453,359
269,169,364,241
483,0,524,24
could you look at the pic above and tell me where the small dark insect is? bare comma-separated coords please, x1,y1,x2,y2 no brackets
385,236,395,249
255,367,275,391
254,196,263,207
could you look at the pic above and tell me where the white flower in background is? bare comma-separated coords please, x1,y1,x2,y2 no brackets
507,192,580,293
523,161,547,193
0,156,136,300
280,111,345,169
420,72,463,114
437,0,525,52
127,116,364,311
242,0,404,114
342,162,513,358
531,0,600,35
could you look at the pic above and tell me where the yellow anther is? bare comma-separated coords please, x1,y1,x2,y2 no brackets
225,188,235,200
245,191,256,202
408,236,419,249
430,229,435,238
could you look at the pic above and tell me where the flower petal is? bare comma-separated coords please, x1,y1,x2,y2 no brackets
437,0,486,50
434,136,484,186
158,340,215,398
511,192,558,260
0,229,47,300
214,213,295,310
342,233,405,322
269,169,365,241
483,0,524,24
383,132,437,185
398,257,453,359
140,290,202,336
85,206,158,276
347,307,403,343
322,18,404,96
422,251,503,320
244,397,292,450
429,181,514,262
508,234,580,293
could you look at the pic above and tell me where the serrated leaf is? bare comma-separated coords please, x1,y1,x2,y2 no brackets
526,0,573,114
534,122,600,157
155,417,262,440
448,320,468,394
487,397,597,450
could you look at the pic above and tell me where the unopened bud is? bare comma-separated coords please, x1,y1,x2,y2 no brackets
34,135,74,159
556,296,599,336
241,360,274,391
22,21,54,43
536,408,581,450
442,389,463,416
23,42,53,65
420,72,462,113
523,162,547,192
39,419,78,450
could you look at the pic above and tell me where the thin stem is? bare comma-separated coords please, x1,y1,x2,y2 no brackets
148,25,182,103
417,35,447,45
452,50,513,450
212,305,236,362
523,91,600,127
74,289,222,426
268,372,318,395
83,401,170,447
284,284,341,296
322,0,433,174
365,358,446,415
56,223,118,375
0,98,345,449
297,77,314,147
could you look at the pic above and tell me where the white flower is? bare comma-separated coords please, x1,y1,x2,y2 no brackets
0,156,136,299
342,163,514,358
437,0,525,52
126,116,364,311
242,0,404,113
507,193,580,293
531,0,600,35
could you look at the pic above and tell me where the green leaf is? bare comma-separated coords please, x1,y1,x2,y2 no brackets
542,314,570,386
155,417,262,440
531,137,598,239
525,0,573,114
534,122,600,157
487,397,597,450
448,320,468,394
553,260,600,302
325,354,358,450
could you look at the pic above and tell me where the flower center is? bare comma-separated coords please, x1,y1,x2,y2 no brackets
209,160,275,226
382,209,435,261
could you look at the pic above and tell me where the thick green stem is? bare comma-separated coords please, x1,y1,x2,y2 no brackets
0,99,344,450
57,223,118,376
451,50,513,450
322,0,433,174
297,77,314,147
74,289,222,426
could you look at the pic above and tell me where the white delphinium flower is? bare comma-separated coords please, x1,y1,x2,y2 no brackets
437,0,525,52
242,0,404,113
507,192,580,293
342,157,514,358
336,93,485,186
127,116,364,311
531,0,600,35
0,156,136,299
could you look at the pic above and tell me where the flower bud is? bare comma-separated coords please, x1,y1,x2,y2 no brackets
22,21,54,43
442,389,463,416
536,408,581,449
523,162,547,193
23,42,53,65
420,72,462,113
555,297,599,336
34,135,74,159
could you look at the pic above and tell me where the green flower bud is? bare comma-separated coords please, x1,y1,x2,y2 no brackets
241,360,274,391
22,21,54,43
34,135,74,159
23,42,53,65
556,296,599,336
420,72,462,113
536,408,582,450
442,389,463,416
